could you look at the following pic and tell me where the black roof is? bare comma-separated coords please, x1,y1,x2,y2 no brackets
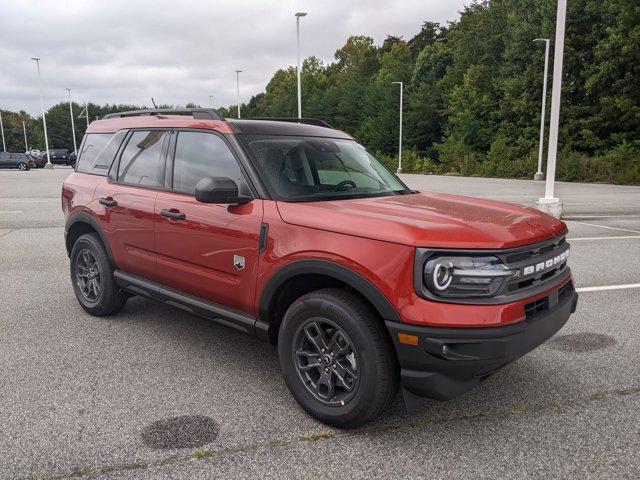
227,119,353,139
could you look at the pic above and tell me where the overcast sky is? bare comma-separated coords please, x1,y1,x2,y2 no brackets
1,0,468,116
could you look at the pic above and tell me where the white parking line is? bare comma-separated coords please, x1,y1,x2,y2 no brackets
0,199,48,203
566,220,640,234
568,235,640,241
576,283,640,293
0,210,23,214
565,214,640,219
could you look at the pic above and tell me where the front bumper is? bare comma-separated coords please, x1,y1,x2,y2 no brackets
386,283,578,400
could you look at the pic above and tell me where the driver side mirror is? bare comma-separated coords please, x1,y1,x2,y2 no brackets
195,177,252,204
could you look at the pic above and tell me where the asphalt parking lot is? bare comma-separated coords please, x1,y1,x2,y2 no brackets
1,167,639,479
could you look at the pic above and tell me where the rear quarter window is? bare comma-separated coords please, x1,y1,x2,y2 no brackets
76,132,126,176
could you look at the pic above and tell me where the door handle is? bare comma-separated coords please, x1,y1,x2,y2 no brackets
161,209,186,220
99,197,118,207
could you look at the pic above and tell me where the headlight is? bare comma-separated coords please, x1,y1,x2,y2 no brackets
424,255,513,298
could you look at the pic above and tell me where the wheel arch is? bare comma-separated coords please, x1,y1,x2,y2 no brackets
259,260,401,344
65,212,117,267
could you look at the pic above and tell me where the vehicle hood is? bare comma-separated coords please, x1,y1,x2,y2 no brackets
276,192,567,249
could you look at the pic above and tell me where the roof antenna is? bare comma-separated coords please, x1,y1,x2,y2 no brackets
151,97,158,108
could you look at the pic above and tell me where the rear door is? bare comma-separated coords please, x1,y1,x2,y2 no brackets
153,130,263,314
93,129,169,281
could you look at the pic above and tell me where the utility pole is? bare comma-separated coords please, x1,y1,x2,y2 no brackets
32,57,52,169
23,121,28,151
235,70,242,118
533,38,550,181
295,12,307,118
67,89,78,154
0,111,5,152
536,0,567,218
392,81,404,173
210,95,214,107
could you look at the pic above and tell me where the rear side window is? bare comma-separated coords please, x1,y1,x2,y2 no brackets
10,154,24,159
76,132,125,176
117,130,167,187
171,131,243,195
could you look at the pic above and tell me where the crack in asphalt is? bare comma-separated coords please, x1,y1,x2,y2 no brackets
34,385,640,480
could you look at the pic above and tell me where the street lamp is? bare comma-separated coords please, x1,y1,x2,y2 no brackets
0,111,5,152
533,38,550,181
22,121,28,151
209,95,215,107
235,70,242,118
536,0,567,218
67,88,78,154
392,81,404,174
295,12,307,119
32,57,52,169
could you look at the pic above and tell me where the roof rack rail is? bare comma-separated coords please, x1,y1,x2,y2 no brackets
243,117,333,128
103,108,225,121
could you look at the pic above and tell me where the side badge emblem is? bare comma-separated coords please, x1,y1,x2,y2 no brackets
233,255,246,270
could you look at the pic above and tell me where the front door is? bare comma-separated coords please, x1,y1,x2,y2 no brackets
94,129,169,281
153,130,263,315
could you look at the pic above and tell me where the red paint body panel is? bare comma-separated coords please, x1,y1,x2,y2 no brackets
153,192,263,313
277,192,567,249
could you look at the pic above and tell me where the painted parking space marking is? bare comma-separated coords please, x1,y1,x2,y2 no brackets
568,235,640,241
576,283,640,293
566,220,640,235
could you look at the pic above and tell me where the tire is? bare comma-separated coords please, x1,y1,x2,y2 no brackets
70,233,127,316
278,288,399,428
17,162,29,171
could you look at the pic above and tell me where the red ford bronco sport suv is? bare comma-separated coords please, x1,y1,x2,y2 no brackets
62,108,578,428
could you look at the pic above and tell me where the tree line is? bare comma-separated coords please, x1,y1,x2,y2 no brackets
1,0,638,184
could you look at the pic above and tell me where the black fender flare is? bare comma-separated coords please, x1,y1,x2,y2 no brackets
65,212,117,267
258,259,402,324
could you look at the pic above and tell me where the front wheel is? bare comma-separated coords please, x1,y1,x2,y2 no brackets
278,288,399,428
70,233,127,316
17,162,29,171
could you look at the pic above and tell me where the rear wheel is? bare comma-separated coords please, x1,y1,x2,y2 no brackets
70,233,127,316
278,288,399,428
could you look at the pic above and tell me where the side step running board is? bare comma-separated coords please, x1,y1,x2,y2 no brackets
113,270,269,339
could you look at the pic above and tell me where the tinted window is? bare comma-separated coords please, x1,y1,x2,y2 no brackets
10,154,24,159
117,131,167,187
0,154,9,160
239,135,409,202
172,131,243,195
76,132,125,176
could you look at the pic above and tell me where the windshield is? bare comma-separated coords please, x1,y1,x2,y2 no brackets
239,135,412,202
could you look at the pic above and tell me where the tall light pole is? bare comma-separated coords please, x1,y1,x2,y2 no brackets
32,57,52,169
295,12,307,119
536,0,567,218
67,88,78,154
235,70,242,118
392,81,404,174
209,95,215,107
0,111,5,152
22,121,28,151
533,38,550,181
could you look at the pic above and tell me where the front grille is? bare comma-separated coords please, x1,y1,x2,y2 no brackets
501,235,569,296
524,281,574,319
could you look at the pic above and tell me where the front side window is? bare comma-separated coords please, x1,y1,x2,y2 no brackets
172,131,244,195
239,135,410,202
117,130,167,187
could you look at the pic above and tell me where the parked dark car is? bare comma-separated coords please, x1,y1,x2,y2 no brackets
45,149,71,165
30,153,47,168
69,150,77,167
0,152,34,170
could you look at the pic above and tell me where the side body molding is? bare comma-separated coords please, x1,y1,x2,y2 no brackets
65,211,117,266
259,259,402,325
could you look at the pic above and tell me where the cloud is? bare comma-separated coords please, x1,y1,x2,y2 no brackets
0,0,468,115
